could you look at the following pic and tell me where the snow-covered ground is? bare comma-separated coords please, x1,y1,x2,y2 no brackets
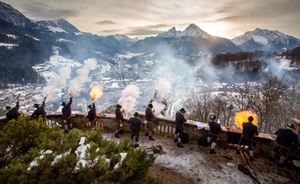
102,132,294,184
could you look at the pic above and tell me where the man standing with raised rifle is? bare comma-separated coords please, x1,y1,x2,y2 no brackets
31,96,47,121
61,93,73,133
5,94,21,121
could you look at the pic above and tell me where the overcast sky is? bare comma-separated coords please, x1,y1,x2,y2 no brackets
3,0,300,39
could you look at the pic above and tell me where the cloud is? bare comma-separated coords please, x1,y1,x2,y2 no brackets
100,29,122,34
126,29,163,36
95,20,116,25
20,2,79,19
202,16,241,23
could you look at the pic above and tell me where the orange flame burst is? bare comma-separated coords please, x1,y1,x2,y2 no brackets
234,110,259,129
90,84,103,100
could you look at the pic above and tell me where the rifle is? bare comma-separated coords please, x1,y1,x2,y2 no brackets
238,150,260,184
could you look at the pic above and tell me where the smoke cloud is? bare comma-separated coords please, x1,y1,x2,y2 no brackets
42,66,71,101
155,78,171,100
68,58,98,96
151,78,171,116
118,84,140,117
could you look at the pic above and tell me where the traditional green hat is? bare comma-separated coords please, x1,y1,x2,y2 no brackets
61,102,66,106
6,106,11,110
33,104,39,108
148,104,153,108
133,112,139,117
286,123,296,130
87,104,92,109
116,104,122,108
179,108,186,113
210,115,216,121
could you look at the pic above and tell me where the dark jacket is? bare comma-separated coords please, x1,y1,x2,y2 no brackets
115,108,124,120
242,122,258,139
6,101,21,121
86,103,96,121
145,107,155,121
275,128,298,148
62,97,72,120
31,101,46,119
128,117,145,132
209,121,222,135
175,111,186,128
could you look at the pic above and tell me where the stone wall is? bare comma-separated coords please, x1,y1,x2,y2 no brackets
0,112,298,156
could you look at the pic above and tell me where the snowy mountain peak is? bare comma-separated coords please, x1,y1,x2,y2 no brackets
0,1,36,28
36,18,80,34
232,28,300,46
111,34,138,43
157,27,179,37
181,23,209,38
157,24,210,38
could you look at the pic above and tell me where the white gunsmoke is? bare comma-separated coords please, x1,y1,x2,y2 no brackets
68,58,98,96
118,85,140,116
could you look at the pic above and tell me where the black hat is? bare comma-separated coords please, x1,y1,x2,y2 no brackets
133,112,139,117
248,116,254,122
61,102,66,106
210,115,216,121
286,123,296,130
6,106,11,110
148,104,153,108
87,104,92,109
179,108,186,113
116,104,122,108
33,104,39,108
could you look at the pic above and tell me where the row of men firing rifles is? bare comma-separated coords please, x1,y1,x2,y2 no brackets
5,93,97,133
5,94,299,168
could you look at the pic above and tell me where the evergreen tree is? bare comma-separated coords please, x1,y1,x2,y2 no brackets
0,116,156,183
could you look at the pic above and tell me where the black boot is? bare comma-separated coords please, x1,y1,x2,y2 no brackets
149,136,154,141
209,149,217,154
145,132,149,136
177,143,184,148
115,133,119,138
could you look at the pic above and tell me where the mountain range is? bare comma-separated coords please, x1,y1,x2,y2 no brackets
1,1,300,85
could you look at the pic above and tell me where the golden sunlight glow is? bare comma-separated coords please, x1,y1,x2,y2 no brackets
201,22,229,38
90,84,103,100
234,110,259,129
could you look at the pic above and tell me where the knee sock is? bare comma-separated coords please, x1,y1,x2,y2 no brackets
249,150,254,157
149,131,152,136
115,129,119,134
69,123,73,129
207,137,211,144
211,142,216,150
279,156,286,164
178,138,181,143
64,125,68,131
